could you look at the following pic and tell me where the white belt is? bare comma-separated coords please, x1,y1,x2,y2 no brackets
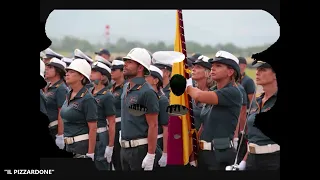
97,127,107,133
248,143,280,154
120,133,163,148
116,117,121,123
64,134,89,145
48,120,58,128
199,140,233,151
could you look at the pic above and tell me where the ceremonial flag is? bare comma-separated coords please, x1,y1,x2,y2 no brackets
167,10,194,166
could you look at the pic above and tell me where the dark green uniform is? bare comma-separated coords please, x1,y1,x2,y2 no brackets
90,86,116,170
60,86,98,155
45,79,68,139
40,90,47,115
85,82,94,89
157,90,169,150
162,84,170,100
239,73,255,109
120,77,160,170
192,100,204,131
246,92,279,170
198,82,242,170
110,82,125,171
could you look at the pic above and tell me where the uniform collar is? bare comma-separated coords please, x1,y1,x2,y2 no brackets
257,90,278,101
68,86,88,100
130,77,146,85
48,79,64,89
92,86,109,95
163,83,170,91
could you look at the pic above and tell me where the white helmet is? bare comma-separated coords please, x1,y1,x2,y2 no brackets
94,55,112,67
123,48,152,75
66,59,91,82
40,59,45,78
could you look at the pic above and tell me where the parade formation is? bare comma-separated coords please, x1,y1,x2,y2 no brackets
40,46,279,171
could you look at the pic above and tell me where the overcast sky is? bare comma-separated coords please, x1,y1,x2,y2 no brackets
46,10,279,48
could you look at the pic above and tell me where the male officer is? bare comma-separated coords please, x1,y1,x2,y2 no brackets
43,48,64,64
95,49,111,63
238,57,255,109
120,48,160,171
110,59,126,170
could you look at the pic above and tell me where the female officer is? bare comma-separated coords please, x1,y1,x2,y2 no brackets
191,55,215,131
230,60,279,170
145,65,169,168
60,59,98,160
185,50,242,170
89,61,116,170
44,58,69,150
110,59,125,171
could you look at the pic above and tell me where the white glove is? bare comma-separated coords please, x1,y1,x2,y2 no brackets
86,153,94,161
55,134,65,149
189,161,196,167
233,138,239,150
186,78,193,88
141,153,156,171
238,161,246,170
119,131,122,144
225,161,246,171
104,146,114,163
158,153,167,167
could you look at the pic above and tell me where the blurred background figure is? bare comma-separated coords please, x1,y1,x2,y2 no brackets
95,49,111,63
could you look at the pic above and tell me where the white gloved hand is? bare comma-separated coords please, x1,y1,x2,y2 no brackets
158,153,167,167
86,153,95,161
186,78,193,88
104,146,114,163
238,161,246,170
189,161,196,167
55,134,65,149
119,131,122,144
141,153,156,171
233,138,239,150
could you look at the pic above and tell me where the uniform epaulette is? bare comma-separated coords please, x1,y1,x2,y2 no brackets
256,93,262,98
102,91,107,95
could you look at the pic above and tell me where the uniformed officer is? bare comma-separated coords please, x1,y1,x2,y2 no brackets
227,60,279,171
110,59,126,171
60,59,98,160
61,57,73,67
191,55,215,131
238,57,256,109
95,48,111,63
44,58,69,150
145,65,169,168
43,48,64,64
187,53,202,70
185,50,242,170
235,56,256,163
89,62,116,170
152,51,174,100
120,48,160,171
95,54,112,67
40,59,48,115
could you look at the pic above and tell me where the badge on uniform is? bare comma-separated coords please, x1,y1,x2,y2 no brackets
46,91,55,97
166,104,188,116
128,104,147,116
71,102,80,110
113,92,120,97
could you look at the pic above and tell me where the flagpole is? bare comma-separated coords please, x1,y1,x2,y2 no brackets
177,9,199,162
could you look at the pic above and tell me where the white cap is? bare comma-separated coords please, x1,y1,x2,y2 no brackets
150,65,163,78
123,48,152,75
215,51,239,64
40,51,47,58
197,55,210,62
61,57,73,65
92,61,111,75
40,59,45,78
74,49,93,64
44,48,64,59
112,60,125,66
47,57,67,71
152,51,185,66
94,55,112,67
66,59,92,81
